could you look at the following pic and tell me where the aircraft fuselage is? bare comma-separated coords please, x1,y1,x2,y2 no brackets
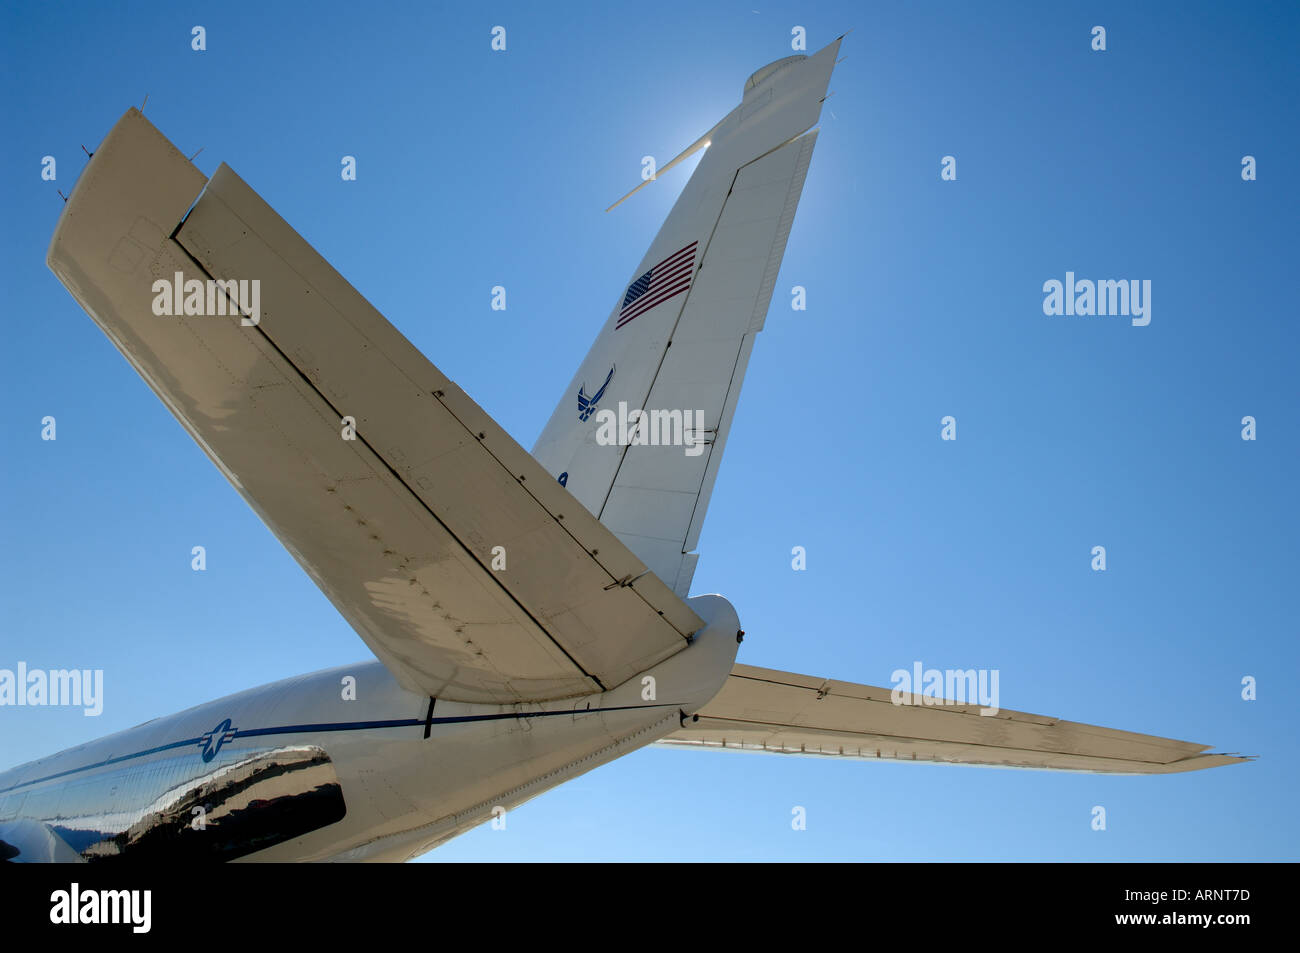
0,595,740,862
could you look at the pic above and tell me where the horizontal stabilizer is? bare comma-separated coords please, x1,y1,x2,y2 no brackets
47,108,703,705
658,664,1251,774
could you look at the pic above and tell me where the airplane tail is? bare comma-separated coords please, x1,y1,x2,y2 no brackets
531,39,842,598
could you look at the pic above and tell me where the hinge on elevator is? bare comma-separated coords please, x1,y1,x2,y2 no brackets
603,569,652,591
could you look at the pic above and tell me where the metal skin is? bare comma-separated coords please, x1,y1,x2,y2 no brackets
0,596,740,862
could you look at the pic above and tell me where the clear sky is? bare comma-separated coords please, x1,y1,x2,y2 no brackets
1,1,1296,861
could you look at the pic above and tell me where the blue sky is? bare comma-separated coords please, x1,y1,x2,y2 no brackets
1,1,1296,860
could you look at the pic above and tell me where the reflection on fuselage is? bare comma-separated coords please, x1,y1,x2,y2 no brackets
0,745,345,862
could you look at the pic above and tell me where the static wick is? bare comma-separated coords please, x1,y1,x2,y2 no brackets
141,93,149,113
80,144,93,159
57,189,68,203
189,147,204,162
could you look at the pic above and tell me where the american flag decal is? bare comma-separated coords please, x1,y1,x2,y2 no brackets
616,240,698,329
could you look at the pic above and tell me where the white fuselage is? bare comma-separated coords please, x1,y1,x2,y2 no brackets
0,595,740,862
